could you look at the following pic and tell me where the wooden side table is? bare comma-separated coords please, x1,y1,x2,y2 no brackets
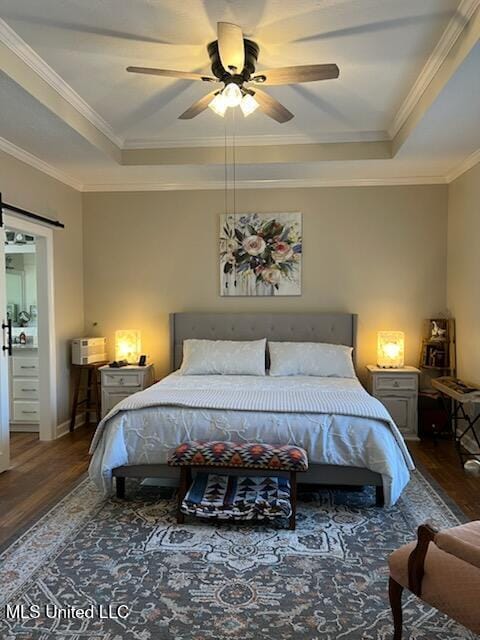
70,362,107,431
100,364,155,418
366,365,420,440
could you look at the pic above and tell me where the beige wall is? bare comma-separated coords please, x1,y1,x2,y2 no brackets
0,151,84,425
83,185,448,380
447,161,480,384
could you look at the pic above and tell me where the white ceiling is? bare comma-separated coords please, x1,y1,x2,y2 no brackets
0,0,479,190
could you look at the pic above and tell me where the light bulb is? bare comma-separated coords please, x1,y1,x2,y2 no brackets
240,93,259,117
384,343,400,358
208,92,228,117
223,83,242,107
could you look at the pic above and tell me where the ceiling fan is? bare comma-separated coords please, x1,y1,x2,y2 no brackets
126,22,339,123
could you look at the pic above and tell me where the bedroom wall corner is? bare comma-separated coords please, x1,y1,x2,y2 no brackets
82,184,448,383
0,150,84,427
447,160,480,385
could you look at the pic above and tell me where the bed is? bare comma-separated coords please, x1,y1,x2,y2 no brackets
89,312,414,506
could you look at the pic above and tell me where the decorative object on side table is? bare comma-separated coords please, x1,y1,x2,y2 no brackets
419,318,456,374
115,329,142,364
100,363,154,418
377,331,405,368
367,365,420,440
71,337,107,366
219,212,302,296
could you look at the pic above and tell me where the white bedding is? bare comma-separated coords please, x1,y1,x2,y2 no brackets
89,372,414,506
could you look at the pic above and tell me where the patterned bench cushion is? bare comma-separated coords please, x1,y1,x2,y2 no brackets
167,441,308,472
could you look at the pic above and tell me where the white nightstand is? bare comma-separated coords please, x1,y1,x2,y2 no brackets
366,365,420,440
100,364,155,418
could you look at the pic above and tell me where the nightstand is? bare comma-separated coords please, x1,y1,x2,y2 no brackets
366,365,420,440
100,364,155,418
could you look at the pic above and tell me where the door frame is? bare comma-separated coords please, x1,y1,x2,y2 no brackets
4,213,57,441
0,225,9,471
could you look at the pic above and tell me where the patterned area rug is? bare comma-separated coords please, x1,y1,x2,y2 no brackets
0,471,476,640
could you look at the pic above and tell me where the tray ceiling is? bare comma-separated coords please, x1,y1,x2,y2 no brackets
0,0,479,190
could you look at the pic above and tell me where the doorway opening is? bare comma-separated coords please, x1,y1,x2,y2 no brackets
0,213,57,473
6,230,40,447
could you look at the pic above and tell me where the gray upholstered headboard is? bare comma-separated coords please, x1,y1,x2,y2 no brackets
170,312,357,371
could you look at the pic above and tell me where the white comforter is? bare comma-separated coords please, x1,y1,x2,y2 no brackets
89,373,414,506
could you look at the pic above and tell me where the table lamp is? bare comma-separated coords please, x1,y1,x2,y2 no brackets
115,329,141,364
377,331,405,368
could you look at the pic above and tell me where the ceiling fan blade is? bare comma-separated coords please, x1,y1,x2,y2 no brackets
217,22,245,73
252,89,294,123
178,90,218,119
253,64,339,85
126,66,216,82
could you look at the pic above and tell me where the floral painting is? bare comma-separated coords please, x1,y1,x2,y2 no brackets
220,212,302,296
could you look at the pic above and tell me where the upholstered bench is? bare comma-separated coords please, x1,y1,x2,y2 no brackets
167,441,308,530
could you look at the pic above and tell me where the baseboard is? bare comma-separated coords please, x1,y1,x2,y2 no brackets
10,423,39,433
56,413,86,439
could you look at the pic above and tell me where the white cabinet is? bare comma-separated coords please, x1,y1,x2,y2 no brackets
13,356,39,377
9,349,40,429
366,365,420,440
100,364,154,418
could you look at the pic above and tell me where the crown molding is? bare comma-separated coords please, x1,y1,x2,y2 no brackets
0,18,123,149
123,130,389,149
0,136,83,191
389,0,480,139
446,148,480,182
82,175,447,192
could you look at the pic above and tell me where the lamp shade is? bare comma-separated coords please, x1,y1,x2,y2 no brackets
223,83,242,107
208,92,228,117
377,331,405,368
240,93,259,117
115,329,141,364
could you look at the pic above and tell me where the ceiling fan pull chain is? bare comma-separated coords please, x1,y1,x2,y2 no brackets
232,107,236,219
232,109,238,289
224,115,228,218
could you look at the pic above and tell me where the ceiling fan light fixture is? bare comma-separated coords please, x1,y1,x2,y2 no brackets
223,82,242,107
208,92,228,117
240,93,259,117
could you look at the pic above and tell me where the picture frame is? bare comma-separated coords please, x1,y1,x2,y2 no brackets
219,212,302,297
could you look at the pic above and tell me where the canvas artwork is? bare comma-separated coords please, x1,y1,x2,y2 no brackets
220,212,302,296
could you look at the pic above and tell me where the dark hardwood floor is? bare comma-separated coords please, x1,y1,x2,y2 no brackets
0,425,96,548
408,439,480,521
0,429,479,548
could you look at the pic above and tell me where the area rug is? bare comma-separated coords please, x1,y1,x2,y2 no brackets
0,471,476,640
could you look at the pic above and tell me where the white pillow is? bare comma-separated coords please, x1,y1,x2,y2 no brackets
180,338,266,376
269,341,356,378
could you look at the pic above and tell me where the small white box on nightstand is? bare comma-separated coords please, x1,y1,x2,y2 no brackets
366,365,420,440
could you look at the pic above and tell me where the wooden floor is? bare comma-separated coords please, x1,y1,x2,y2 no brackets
0,425,96,548
408,439,480,521
0,429,479,548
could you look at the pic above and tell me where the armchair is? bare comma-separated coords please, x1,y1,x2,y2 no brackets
388,521,480,638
